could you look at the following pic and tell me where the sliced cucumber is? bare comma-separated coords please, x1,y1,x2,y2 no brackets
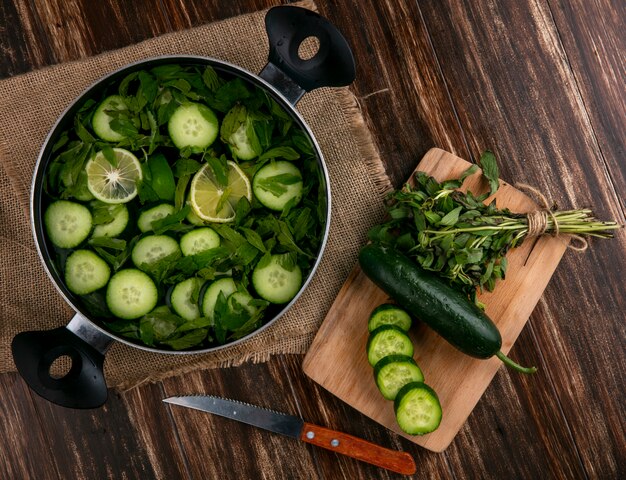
252,254,302,304
366,325,414,367
252,161,303,211
92,95,128,142
228,122,258,160
186,207,206,226
180,227,220,256
138,204,175,232
222,291,259,329
374,355,424,401
73,170,95,201
131,235,180,269
201,277,237,318
92,204,129,238
44,200,93,249
220,105,260,161
394,382,442,435
64,250,110,295
368,304,412,333
168,102,219,151
227,291,258,317
106,269,158,320
170,277,203,320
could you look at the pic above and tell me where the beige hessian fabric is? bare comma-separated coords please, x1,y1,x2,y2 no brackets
0,1,391,390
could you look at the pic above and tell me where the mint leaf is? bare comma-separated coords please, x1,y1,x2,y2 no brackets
258,146,300,162
479,151,500,195
151,205,191,234
206,155,229,188
161,329,208,350
202,66,221,91
240,227,266,252
439,206,462,226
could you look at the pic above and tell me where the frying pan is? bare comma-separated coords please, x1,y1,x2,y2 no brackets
11,6,355,409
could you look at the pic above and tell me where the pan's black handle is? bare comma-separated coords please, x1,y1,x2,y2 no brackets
260,6,356,104
11,314,111,409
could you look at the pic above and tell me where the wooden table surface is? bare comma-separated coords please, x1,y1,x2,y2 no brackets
1,1,624,478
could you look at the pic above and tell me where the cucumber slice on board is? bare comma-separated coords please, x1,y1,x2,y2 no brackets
131,235,180,269
252,161,303,211
168,102,219,151
64,250,111,295
106,269,158,319
373,355,424,401
368,304,412,332
170,277,203,320
137,204,175,233
92,204,129,238
92,95,128,142
252,254,302,304
201,277,237,319
180,227,220,256
44,200,93,249
394,382,442,435
366,325,414,367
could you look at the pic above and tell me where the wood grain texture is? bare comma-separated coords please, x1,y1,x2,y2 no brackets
318,0,471,187
0,372,164,479
548,0,626,214
0,373,60,479
0,0,52,75
303,148,568,451
159,0,285,29
0,0,624,478
122,382,191,479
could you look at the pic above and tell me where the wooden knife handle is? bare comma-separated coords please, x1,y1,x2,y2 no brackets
300,422,416,475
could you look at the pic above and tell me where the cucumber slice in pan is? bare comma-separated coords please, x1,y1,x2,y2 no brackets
106,269,158,319
64,249,110,295
201,277,237,319
170,277,203,320
44,200,93,249
92,204,129,238
252,161,303,211
131,235,180,270
168,102,219,151
138,204,175,233
252,254,302,304
180,227,220,256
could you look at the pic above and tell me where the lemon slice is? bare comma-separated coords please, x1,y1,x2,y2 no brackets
189,160,252,223
85,148,142,204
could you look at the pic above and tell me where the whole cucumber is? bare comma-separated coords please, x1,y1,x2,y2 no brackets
358,243,536,373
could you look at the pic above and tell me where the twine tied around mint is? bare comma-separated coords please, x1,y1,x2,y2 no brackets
515,183,592,251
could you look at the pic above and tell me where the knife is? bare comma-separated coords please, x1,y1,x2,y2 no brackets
163,395,416,475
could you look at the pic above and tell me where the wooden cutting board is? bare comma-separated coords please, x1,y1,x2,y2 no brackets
303,148,568,452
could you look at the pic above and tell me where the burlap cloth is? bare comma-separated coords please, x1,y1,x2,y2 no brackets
0,1,391,390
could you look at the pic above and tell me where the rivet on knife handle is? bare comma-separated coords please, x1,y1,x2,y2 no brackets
300,422,416,475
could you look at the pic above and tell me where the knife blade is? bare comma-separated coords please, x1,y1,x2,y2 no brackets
163,395,416,476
